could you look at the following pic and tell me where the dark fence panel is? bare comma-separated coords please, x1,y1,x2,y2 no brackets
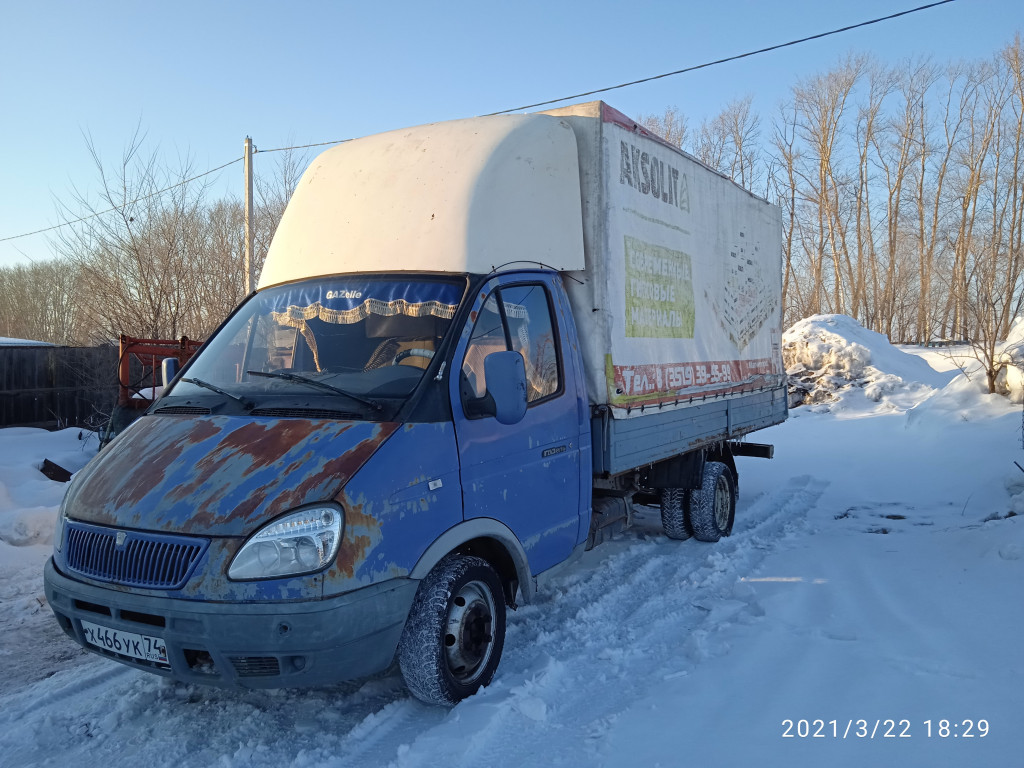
0,345,119,429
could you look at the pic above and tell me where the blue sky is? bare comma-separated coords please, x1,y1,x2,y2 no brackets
1,0,1020,268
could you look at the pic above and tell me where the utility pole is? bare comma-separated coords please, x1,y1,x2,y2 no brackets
243,137,255,294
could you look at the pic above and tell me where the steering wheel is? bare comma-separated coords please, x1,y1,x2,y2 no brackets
392,348,435,365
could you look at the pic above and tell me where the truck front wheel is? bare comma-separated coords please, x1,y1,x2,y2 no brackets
686,461,736,542
398,554,506,705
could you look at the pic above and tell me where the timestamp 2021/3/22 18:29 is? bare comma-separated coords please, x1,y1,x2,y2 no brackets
781,718,990,739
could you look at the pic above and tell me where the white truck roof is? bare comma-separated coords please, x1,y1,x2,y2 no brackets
258,114,586,289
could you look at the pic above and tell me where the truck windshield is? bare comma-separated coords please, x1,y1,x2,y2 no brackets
170,277,464,411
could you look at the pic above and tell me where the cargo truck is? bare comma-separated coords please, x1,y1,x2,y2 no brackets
44,102,788,705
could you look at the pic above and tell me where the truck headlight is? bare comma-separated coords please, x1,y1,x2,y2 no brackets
228,505,344,580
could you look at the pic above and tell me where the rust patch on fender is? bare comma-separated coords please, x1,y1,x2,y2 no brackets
333,502,381,579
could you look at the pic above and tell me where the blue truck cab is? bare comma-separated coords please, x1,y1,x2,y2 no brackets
45,103,787,705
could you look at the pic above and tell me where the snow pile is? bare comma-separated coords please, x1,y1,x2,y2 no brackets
993,316,1024,403
0,428,97,552
784,314,953,411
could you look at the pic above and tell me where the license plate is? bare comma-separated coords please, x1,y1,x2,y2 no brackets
80,620,169,665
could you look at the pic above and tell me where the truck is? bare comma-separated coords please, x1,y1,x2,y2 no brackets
44,101,787,706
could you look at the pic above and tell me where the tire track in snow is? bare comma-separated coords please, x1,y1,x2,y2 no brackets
385,475,828,768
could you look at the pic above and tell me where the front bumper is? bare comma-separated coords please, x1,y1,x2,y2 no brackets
44,558,418,689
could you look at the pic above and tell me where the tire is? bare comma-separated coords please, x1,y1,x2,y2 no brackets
685,461,736,543
398,554,506,705
660,488,692,540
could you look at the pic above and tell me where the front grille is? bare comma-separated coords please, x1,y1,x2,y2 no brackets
64,522,208,590
230,656,281,677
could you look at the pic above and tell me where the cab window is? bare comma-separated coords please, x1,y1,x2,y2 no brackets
459,284,561,417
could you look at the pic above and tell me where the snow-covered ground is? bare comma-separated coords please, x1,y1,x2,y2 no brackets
1,314,1021,767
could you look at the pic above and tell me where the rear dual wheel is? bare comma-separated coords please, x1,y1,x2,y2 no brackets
660,487,692,540
688,461,736,542
660,461,736,543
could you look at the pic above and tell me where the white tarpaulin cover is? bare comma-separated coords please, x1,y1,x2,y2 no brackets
548,102,786,416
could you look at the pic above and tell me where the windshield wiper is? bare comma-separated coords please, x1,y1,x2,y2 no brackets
179,377,254,410
246,370,383,412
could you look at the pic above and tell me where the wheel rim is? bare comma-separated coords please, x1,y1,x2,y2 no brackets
713,474,732,530
444,579,496,683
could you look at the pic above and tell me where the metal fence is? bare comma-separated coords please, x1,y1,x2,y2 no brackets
0,345,119,429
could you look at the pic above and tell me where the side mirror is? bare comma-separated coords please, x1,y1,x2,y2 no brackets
484,351,528,425
161,357,180,387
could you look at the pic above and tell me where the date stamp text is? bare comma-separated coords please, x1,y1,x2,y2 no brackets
781,719,990,739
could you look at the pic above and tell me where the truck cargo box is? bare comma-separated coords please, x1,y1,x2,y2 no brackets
546,102,786,418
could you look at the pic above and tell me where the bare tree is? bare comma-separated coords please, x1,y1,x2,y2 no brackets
910,62,960,344
53,127,213,342
635,106,690,148
717,96,762,191
0,258,84,344
771,102,807,325
790,57,866,317
852,61,896,330
952,38,1024,392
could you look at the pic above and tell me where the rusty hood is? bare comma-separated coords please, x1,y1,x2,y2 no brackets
66,414,400,536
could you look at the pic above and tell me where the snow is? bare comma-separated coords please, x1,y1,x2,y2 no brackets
1,314,1022,766
131,385,165,400
784,314,955,411
0,337,53,346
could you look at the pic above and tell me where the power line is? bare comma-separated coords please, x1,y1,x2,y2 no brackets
258,138,350,154
484,0,958,115
0,140,353,247
0,141,348,246
0,156,243,245
0,0,956,248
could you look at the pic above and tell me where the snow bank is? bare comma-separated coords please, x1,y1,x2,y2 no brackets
994,316,1024,403
0,428,98,552
0,337,53,346
906,367,1015,427
784,314,954,413
0,427,100,698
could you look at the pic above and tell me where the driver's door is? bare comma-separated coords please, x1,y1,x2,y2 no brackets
449,275,582,574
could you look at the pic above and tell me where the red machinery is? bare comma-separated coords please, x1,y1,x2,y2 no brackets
101,334,203,445
116,334,203,408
